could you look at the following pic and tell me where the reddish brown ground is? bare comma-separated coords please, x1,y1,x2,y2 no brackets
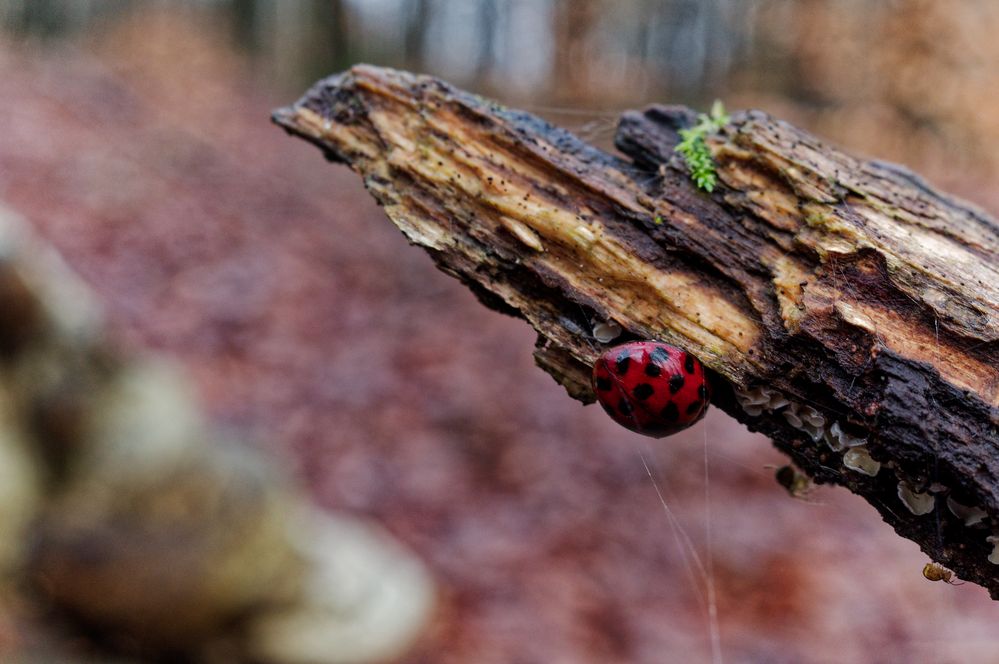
3,11,999,664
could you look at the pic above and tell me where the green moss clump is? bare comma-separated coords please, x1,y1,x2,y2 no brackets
674,101,729,193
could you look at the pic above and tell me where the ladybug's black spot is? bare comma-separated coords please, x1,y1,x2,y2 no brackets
644,363,662,378
649,346,671,366
669,374,685,394
618,398,634,416
698,384,708,400
686,400,703,415
633,383,655,401
684,353,696,374
615,354,631,375
660,401,679,422
596,377,612,392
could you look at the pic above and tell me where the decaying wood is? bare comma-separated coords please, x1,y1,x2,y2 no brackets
274,64,999,596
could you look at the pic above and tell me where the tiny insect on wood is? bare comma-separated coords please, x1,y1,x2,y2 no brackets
922,562,963,585
774,465,819,501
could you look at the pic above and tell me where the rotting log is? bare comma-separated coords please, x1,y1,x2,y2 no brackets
273,65,999,596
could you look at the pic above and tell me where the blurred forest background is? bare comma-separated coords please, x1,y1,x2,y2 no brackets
3,1,999,662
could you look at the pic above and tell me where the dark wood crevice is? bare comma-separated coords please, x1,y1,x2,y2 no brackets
274,65,999,597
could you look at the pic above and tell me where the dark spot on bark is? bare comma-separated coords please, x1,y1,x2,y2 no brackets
660,402,679,422
633,383,655,400
669,374,685,394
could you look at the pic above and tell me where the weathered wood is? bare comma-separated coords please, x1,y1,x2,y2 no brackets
274,65,999,596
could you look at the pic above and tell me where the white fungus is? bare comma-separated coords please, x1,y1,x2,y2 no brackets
947,496,987,527
988,536,999,565
591,320,622,344
823,430,846,452
733,386,790,417
824,421,867,452
733,391,884,478
898,481,935,515
783,403,826,442
843,446,881,477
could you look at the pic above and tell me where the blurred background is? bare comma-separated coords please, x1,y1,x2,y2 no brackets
2,1,999,662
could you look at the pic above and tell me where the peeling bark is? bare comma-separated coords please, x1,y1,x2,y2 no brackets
274,65,999,596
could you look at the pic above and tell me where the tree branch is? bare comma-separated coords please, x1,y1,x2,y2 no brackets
273,65,999,596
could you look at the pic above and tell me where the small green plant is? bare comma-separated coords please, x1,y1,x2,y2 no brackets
674,100,729,193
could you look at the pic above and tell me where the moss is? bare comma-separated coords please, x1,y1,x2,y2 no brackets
674,101,729,192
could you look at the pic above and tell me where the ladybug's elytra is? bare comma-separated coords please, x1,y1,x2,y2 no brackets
592,341,710,437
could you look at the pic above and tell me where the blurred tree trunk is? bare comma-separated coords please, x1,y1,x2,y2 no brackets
274,65,999,599
327,0,352,72
404,0,431,71
231,0,260,51
550,0,599,102
474,0,497,80
234,0,354,90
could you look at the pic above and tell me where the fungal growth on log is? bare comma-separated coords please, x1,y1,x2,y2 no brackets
273,65,999,596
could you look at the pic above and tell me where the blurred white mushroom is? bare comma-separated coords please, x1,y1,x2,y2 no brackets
246,511,436,664
0,389,41,581
0,206,436,662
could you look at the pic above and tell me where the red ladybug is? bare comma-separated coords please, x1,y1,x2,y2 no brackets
592,341,710,437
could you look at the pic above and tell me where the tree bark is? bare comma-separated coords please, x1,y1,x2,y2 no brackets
273,65,999,596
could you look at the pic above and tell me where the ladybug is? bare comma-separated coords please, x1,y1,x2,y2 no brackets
592,341,710,437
